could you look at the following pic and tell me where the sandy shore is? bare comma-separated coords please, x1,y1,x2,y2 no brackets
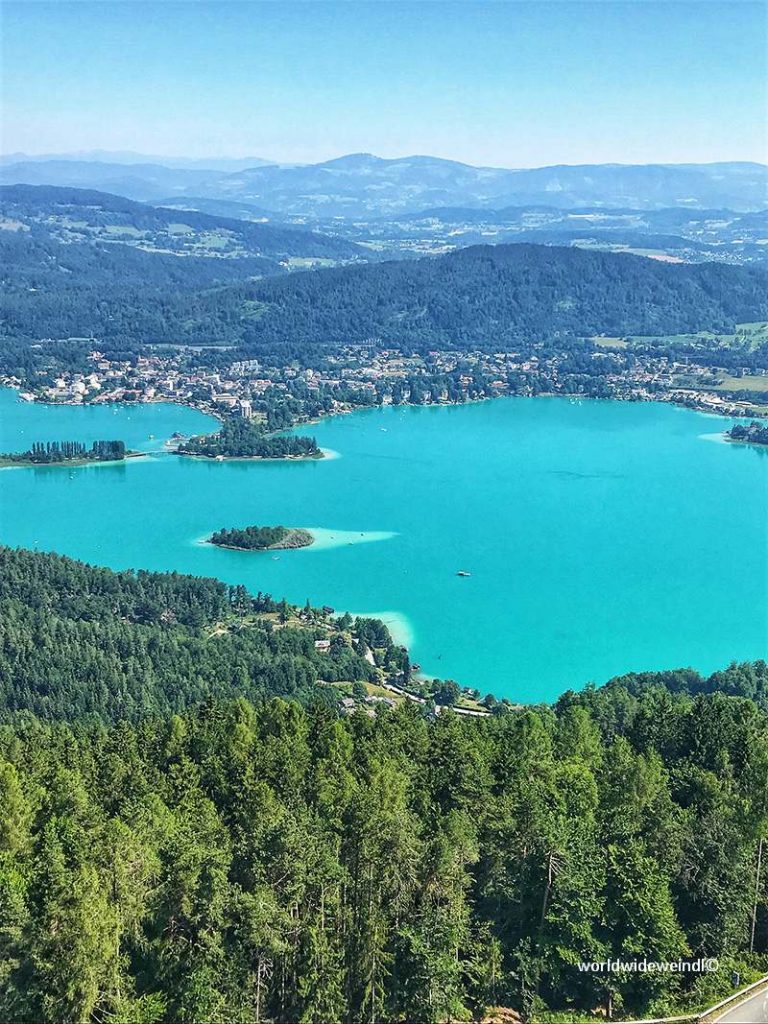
344,609,415,649
299,527,398,551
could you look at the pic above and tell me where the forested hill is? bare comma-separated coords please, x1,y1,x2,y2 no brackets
220,243,768,350
3,239,767,358
3,547,768,1021
0,230,278,363
597,660,768,710
0,546,406,722
0,184,364,260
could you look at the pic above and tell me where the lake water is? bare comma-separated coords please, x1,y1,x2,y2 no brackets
1,386,766,702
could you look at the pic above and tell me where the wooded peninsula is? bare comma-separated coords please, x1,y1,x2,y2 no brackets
209,525,314,550
0,438,129,466
177,417,321,460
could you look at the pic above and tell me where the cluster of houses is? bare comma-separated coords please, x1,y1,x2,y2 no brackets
6,341,764,422
12,348,436,412
339,694,397,717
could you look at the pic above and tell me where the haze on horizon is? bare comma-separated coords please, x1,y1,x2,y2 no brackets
2,149,767,173
1,0,765,169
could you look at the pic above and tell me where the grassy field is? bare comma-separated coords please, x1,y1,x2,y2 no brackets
0,217,28,231
627,321,768,352
713,373,768,393
196,230,233,249
331,681,407,704
621,247,684,263
342,679,488,713
101,224,143,237
285,256,337,269
363,681,405,701
457,696,488,712
591,336,629,348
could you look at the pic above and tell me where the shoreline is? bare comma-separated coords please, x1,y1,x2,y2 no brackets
724,436,768,449
5,380,766,435
176,449,324,462
0,450,147,469
1,384,762,704
281,393,757,446
12,391,227,425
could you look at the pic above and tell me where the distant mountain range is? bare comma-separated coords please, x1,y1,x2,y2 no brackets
0,161,232,203
1,153,765,214
0,151,276,171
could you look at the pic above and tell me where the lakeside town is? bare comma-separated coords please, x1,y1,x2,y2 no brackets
2,337,766,427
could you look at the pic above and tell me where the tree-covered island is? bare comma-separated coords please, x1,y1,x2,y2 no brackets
0,438,129,467
209,524,314,550
727,421,768,446
177,417,321,459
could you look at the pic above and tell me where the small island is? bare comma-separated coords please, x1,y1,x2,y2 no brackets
177,418,322,460
209,525,314,550
0,439,131,467
726,421,768,446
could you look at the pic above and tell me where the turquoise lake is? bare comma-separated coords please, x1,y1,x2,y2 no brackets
1,386,766,702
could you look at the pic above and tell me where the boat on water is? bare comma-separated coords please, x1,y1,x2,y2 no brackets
456,570,471,577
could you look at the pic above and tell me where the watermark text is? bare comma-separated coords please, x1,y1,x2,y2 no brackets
578,957,719,975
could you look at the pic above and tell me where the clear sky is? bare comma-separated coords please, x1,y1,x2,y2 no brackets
1,0,765,167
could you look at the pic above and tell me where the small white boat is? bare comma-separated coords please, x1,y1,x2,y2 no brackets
456,570,471,577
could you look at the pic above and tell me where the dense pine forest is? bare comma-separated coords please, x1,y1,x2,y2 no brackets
1,547,768,1022
0,231,278,354
0,547,406,723
218,244,768,351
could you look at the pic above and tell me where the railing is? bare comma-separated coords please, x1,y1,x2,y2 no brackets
574,974,768,1024
697,973,768,1023
610,1014,697,1023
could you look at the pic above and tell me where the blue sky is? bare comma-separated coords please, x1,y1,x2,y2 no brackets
2,1,765,166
